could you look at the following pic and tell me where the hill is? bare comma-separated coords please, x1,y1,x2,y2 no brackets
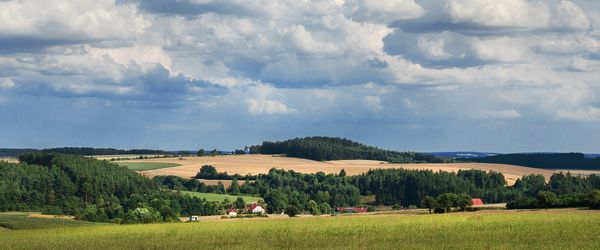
0,147,169,157
462,153,600,170
258,137,447,163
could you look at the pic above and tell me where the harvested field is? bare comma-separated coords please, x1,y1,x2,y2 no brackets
0,157,17,163
115,155,594,185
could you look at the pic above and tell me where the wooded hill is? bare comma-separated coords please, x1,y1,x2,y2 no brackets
257,136,448,163
461,153,600,170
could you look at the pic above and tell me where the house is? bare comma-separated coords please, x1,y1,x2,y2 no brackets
189,215,199,221
471,198,484,206
227,208,238,217
249,203,266,214
336,207,368,213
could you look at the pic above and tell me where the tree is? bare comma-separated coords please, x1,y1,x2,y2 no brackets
588,190,600,209
537,191,558,209
436,193,459,213
235,197,246,209
319,203,331,215
457,194,473,211
339,169,347,177
197,149,205,157
307,200,321,215
229,179,241,195
210,149,219,156
285,205,300,217
196,165,218,179
421,196,436,214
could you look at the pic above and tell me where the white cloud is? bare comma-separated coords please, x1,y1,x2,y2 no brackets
0,78,15,89
246,98,295,115
481,109,523,119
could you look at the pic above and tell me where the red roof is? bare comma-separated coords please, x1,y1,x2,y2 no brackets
471,198,484,206
226,208,237,213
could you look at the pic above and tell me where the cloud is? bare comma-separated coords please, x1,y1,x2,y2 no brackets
0,78,15,89
481,109,523,119
246,98,295,115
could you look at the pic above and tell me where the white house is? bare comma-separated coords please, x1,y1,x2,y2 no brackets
227,208,238,217
251,205,266,214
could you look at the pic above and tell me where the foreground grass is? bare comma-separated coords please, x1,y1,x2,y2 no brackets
1,210,600,249
178,191,262,203
116,162,181,171
0,213,96,230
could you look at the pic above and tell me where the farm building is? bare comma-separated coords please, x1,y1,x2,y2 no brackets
471,198,484,206
227,208,238,217
189,215,199,221
336,207,368,213
249,203,266,214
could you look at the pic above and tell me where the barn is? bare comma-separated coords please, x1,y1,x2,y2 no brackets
471,198,484,206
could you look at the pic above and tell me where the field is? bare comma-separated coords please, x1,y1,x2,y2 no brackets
0,157,18,163
117,155,600,185
177,191,262,203
0,213,96,230
115,162,181,171
1,210,599,249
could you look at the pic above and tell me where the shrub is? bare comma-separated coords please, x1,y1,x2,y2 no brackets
285,205,300,217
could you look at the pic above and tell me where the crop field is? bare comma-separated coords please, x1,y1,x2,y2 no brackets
1,209,599,249
0,213,97,230
116,162,181,171
177,191,262,203
116,155,597,185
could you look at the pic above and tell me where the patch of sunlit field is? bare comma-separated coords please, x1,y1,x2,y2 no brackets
1,209,600,249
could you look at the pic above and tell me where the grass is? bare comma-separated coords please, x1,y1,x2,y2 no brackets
1,210,599,249
116,162,181,171
0,213,97,230
178,191,262,203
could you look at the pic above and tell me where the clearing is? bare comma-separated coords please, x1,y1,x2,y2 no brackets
115,162,181,171
1,209,599,249
0,212,97,230
117,155,599,185
177,191,262,203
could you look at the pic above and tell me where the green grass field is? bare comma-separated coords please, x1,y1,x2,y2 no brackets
178,191,262,203
0,213,97,230
1,210,599,249
116,162,181,171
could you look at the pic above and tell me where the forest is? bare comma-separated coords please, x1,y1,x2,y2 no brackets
257,136,448,163
155,165,600,212
462,153,600,170
0,153,220,223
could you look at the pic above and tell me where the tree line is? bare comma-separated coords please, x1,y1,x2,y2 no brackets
462,153,600,170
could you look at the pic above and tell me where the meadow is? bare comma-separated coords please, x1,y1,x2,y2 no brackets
116,162,181,171
1,210,599,249
177,191,262,203
0,213,96,230
120,155,588,185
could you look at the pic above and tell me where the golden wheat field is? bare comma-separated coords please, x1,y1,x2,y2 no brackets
112,155,597,185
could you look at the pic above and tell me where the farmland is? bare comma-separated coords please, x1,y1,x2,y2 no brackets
177,191,262,203
119,154,595,185
0,213,97,230
115,162,181,171
1,210,599,249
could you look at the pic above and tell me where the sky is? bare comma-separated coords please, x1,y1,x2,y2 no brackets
1,0,600,153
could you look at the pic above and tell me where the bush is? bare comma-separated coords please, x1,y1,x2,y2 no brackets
285,205,300,217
